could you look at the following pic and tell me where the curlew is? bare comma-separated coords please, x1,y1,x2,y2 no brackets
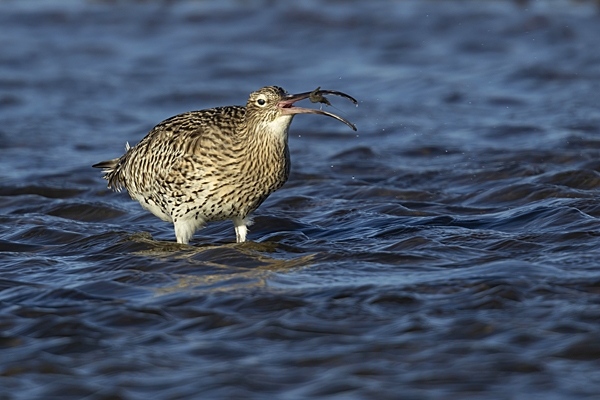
93,86,357,244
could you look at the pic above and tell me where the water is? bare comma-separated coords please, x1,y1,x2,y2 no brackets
1,0,600,398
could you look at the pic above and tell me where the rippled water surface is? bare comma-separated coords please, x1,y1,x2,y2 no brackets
2,0,600,398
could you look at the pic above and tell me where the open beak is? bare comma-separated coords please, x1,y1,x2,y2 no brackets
278,89,357,131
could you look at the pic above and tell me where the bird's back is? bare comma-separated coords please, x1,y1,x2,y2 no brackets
94,106,254,220
97,106,246,193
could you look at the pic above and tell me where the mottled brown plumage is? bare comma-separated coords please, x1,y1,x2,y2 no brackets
93,86,356,244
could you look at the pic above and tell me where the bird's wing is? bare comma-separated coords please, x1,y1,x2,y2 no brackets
110,106,246,196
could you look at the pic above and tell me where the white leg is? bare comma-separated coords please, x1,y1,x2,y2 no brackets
232,217,248,243
174,221,193,244
174,216,204,245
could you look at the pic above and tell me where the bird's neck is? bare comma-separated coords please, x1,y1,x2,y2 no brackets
239,114,293,149
237,114,292,185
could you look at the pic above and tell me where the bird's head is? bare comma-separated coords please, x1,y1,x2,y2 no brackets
245,86,356,140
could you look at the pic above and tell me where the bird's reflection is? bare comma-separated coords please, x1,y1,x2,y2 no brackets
121,232,316,295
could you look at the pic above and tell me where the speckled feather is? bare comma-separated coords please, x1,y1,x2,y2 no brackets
94,85,355,244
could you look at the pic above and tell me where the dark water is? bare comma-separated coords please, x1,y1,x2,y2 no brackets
2,0,600,398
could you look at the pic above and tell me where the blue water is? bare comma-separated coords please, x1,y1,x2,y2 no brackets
2,0,600,398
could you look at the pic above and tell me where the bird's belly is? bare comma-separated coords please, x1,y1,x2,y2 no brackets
129,167,284,225
133,193,173,223
181,186,270,222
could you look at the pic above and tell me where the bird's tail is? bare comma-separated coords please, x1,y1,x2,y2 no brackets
92,158,123,191
92,158,119,171
92,143,131,191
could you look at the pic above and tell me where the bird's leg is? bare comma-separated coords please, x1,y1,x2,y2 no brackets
174,221,193,245
232,217,248,243
174,215,205,245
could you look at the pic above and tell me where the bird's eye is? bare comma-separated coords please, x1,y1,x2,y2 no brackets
257,99,266,106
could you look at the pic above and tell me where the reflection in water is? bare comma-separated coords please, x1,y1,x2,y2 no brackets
127,232,317,294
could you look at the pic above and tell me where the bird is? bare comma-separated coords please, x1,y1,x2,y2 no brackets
93,86,357,245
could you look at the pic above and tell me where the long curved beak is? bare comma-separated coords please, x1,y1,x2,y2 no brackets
278,90,357,131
